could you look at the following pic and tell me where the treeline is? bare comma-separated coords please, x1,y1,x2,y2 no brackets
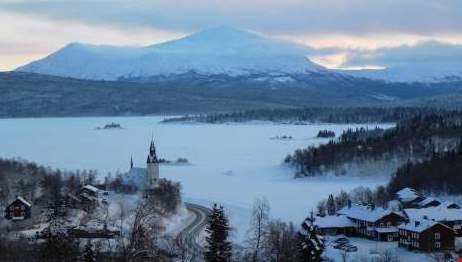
388,144,462,194
0,158,98,207
285,111,462,176
162,107,454,124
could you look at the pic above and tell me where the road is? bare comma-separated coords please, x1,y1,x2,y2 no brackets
176,202,212,261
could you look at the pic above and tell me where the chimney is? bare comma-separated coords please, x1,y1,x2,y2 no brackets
415,221,420,227
423,215,428,220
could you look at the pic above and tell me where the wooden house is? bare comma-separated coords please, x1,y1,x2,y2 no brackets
4,196,32,220
398,220,454,251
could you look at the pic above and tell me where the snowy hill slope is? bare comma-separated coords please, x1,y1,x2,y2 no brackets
16,27,325,81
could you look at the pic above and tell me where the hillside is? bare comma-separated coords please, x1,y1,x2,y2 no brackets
2,71,462,118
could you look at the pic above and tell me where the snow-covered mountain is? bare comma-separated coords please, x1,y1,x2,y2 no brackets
17,26,325,81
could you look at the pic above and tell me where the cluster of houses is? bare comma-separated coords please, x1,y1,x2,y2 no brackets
314,187,462,252
3,184,102,221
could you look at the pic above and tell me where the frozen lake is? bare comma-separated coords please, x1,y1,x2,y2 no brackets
0,116,391,241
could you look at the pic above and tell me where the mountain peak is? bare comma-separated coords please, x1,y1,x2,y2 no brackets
17,27,325,80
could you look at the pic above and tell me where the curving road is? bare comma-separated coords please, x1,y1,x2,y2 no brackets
176,202,212,261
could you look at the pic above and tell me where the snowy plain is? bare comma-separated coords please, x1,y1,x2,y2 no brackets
0,116,391,242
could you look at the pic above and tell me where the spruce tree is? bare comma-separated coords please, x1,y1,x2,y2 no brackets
204,204,232,262
326,194,336,215
297,214,324,262
83,241,96,262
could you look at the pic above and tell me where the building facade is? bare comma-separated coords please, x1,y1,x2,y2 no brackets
4,196,32,220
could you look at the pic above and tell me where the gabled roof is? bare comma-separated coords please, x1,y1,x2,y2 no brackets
82,184,99,192
398,219,452,233
417,197,441,207
404,206,462,222
396,187,420,203
314,215,356,229
13,196,32,207
441,201,461,209
338,204,404,223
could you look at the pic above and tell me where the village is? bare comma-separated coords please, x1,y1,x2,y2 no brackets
314,187,462,259
1,138,192,260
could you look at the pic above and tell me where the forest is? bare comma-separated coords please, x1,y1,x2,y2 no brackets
284,111,462,176
161,107,455,124
388,144,462,194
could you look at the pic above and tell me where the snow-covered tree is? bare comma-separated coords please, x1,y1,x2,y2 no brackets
297,215,324,262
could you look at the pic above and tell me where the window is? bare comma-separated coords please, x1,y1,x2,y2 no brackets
435,241,441,249
434,232,440,240
388,235,394,242
387,222,392,227
9,206,14,211
380,223,384,227
416,242,419,248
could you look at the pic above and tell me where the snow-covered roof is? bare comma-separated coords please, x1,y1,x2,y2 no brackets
398,219,451,233
314,215,356,229
15,196,31,207
83,184,99,192
396,187,420,203
441,201,461,209
404,207,462,222
338,204,404,223
417,197,441,207
372,227,399,233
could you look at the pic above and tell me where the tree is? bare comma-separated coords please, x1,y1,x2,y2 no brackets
246,197,270,262
205,204,232,262
326,194,336,215
83,241,96,262
264,220,298,262
297,214,324,262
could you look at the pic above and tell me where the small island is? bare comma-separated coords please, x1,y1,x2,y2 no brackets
316,130,336,138
158,157,190,165
271,135,293,140
95,122,123,130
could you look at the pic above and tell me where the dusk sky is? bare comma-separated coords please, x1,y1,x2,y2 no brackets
1,0,462,70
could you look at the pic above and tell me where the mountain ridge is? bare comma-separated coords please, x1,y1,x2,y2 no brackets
17,26,325,81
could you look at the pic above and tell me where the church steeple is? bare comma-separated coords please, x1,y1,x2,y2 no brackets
147,138,158,164
130,156,133,169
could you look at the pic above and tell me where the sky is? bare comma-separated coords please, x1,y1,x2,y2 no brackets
1,0,462,71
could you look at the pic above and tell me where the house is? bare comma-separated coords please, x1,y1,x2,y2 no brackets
338,203,406,241
74,184,100,211
398,219,454,251
79,184,100,198
417,197,441,208
314,215,357,236
404,207,462,236
4,196,32,220
396,187,425,208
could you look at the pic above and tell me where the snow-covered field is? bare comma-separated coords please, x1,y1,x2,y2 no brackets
0,116,391,242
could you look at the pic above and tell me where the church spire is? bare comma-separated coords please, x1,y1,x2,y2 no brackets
130,156,133,169
147,137,158,163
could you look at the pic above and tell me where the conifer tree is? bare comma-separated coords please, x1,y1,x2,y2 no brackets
326,194,336,215
204,204,232,262
297,214,324,262
83,241,96,262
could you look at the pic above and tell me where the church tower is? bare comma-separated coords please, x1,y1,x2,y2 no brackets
145,138,160,191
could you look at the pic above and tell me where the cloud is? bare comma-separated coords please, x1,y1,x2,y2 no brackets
1,0,462,35
341,41,462,68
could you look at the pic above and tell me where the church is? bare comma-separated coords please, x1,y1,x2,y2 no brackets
125,138,160,194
